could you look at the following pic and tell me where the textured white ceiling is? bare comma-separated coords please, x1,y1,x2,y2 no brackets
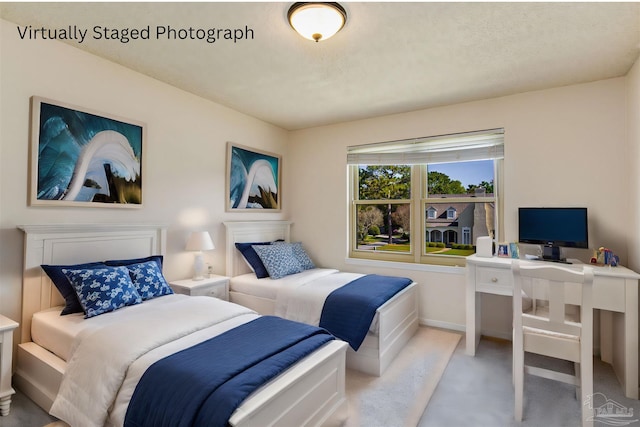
2,2,639,130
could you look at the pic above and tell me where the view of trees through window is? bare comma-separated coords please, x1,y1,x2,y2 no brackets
355,160,495,257
357,166,411,252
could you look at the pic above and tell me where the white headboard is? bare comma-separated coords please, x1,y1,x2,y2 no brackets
18,223,167,343
223,221,292,277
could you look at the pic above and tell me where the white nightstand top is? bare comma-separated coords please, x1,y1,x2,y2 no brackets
0,315,18,333
170,275,229,290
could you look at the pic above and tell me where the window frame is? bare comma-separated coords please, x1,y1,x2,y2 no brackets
348,156,504,268
350,165,417,263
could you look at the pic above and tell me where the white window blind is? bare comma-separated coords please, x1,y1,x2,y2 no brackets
347,128,504,165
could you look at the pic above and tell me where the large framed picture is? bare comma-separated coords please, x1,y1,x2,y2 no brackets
226,142,281,211
29,96,145,208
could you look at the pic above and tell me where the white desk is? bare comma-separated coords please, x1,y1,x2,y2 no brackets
466,254,639,399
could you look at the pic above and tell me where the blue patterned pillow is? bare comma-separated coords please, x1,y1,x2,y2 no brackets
273,242,315,270
62,266,142,318
252,244,303,279
126,261,173,301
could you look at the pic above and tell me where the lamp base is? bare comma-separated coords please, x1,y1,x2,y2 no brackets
193,252,205,281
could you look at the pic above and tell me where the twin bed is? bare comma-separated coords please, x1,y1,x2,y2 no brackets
14,224,348,427
223,220,419,377
13,220,419,426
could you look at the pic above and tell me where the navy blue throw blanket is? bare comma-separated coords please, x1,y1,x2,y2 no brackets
125,316,334,427
319,274,412,351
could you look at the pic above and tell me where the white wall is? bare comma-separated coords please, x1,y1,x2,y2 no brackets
0,19,289,329
627,57,640,273
288,78,629,335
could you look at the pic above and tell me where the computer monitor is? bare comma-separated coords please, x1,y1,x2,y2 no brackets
518,207,588,261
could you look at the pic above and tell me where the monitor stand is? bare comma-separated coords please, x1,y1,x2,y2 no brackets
542,245,570,263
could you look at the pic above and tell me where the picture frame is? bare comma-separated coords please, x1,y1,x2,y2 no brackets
509,242,520,259
226,142,281,211
497,243,510,257
29,96,145,208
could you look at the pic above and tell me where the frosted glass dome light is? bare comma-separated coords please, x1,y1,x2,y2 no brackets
288,2,347,42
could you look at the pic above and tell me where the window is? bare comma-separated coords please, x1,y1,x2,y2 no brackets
348,129,504,266
462,227,471,245
355,166,412,254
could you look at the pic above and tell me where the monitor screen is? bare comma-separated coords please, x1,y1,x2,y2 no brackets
518,207,588,249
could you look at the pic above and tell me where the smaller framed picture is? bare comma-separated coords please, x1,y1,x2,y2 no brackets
509,242,520,259
497,243,509,257
226,142,281,212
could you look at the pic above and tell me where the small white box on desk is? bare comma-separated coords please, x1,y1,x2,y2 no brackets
476,236,493,258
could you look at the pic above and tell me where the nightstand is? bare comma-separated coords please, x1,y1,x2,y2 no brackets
170,275,230,301
0,315,18,416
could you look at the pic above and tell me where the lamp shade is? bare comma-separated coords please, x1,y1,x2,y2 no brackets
186,231,215,251
288,2,347,42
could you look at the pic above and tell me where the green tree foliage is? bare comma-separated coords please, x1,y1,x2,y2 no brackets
358,166,410,200
359,166,411,244
427,171,465,195
466,180,494,195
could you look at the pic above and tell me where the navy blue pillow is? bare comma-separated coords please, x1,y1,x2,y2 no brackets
41,262,106,315
235,242,272,278
105,255,164,269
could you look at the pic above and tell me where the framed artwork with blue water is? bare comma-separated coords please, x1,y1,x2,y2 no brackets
29,96,145,208
226,142,281,211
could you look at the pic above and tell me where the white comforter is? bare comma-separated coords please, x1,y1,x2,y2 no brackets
49,294,258,427
274,269,365,328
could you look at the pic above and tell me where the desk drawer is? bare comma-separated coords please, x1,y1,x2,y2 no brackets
477,267,513,290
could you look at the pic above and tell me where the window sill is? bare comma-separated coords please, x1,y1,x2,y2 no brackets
345,257,466,275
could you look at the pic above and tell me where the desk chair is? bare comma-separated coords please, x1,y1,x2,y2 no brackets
512,260,594,427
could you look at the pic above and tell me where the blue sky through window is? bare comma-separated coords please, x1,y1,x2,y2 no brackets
428,159,493,188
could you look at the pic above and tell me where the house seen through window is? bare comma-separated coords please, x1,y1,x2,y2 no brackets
348,129,504,266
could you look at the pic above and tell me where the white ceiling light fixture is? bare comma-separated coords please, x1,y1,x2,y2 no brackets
288,2,347,43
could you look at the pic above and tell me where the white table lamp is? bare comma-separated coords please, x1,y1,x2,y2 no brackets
186,231,215,280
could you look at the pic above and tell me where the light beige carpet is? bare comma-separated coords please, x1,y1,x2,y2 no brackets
45,327,460,427
343,327,462,427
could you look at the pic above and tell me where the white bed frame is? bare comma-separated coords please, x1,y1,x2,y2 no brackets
14,223,347,427
223,220,419,376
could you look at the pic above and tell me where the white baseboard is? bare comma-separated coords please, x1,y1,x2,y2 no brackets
419,318,465,333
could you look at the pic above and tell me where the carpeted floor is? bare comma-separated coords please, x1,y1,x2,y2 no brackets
343,327,461,427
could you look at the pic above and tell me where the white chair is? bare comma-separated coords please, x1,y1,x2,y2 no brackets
512,260,594,427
